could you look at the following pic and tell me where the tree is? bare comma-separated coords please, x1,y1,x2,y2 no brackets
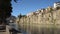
0,0,17,25
18,14,22,18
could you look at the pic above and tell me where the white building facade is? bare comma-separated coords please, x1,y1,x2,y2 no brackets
54,1,60,8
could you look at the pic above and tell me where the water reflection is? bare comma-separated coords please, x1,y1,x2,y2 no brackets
20,24,60,34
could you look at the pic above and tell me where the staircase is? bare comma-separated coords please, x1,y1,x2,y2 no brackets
0,25,10,34
0,23,22,34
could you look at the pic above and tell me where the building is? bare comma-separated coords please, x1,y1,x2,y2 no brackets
26,12,34,16
54,1,60,8
6,16,16,23
16,1,60,34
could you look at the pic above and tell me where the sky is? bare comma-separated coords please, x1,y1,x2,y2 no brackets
11,0,60,17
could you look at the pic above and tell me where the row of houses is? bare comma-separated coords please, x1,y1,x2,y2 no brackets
16,1,60,34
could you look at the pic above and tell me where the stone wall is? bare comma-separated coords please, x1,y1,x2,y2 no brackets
16,7,60,34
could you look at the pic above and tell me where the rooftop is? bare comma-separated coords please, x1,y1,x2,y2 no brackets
55,1,60,3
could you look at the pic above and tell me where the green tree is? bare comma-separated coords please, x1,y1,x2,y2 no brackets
18,14,22,18
0,0,17,24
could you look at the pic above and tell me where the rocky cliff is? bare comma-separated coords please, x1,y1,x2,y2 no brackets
16,7,60,34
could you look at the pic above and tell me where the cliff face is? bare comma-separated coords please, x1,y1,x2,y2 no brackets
16,7,60,34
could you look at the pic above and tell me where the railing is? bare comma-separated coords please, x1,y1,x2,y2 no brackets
0,25,6,32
